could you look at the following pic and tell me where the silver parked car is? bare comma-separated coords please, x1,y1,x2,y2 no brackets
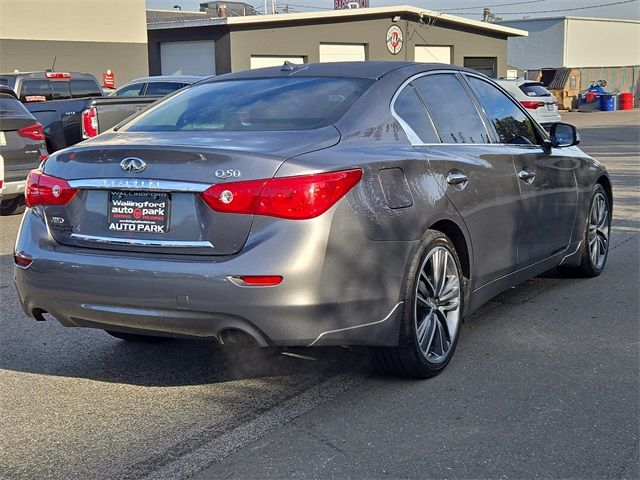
495,79,562,126
14,63,611,378
111,75,206,97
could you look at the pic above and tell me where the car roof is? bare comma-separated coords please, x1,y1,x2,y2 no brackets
0,85,18,98
208,61,472,82
0,71,96,80
124,75,208,84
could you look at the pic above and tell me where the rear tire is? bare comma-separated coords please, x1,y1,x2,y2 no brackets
105,330,167,342
0,197,25,216
558,184,610,278
375,230,464,378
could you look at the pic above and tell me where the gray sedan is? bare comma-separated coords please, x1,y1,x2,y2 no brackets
14,62,611,378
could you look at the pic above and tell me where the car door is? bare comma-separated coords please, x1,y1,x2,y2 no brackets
406,73,521,288
464,74,578,267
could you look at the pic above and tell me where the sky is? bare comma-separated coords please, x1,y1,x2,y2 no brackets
145,0,640,21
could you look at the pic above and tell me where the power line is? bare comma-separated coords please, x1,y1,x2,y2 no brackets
446,0,638,15
440,0,549,12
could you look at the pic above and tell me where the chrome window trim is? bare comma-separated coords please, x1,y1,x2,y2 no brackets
67,178,210,192
391,69,495,147
69,233,214,248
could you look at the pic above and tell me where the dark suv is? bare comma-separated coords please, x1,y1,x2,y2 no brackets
0,85,48,215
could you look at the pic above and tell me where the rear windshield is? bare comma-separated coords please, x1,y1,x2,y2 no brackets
124,77,373,132
0,97,30,117
70,79,102,98
520,82,552,97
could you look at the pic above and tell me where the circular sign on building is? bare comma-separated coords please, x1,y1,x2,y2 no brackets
386,25,403,55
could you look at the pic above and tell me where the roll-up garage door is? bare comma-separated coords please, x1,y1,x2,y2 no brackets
250,56,306,69
319,44,366,62
161,41,216,75
414,46,452,64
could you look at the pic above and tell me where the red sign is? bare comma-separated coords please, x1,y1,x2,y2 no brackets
334,0,368,9
103,69,115,88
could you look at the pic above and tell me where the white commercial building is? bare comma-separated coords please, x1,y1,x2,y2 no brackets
497,16,640,96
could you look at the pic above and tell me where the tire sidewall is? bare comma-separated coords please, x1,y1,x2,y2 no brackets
583,184,611,275
400,231,464,374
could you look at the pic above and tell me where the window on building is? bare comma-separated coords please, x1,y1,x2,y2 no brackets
463,57,497,78
467,76,538,145
393,85,439,144
412,74,490,144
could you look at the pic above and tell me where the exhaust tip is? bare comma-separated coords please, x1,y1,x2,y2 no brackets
32,308,47,321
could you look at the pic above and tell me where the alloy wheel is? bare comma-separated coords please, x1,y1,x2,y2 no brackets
588,192,609,269
414,246,462,363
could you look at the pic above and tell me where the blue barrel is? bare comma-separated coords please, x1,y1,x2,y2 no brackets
599,94,615,111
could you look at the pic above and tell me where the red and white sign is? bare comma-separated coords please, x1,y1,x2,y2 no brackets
103,69,115,88
386,25,403,55
334,0,368,9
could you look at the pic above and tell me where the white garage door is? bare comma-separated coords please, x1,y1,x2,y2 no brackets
250,56,306,69
414,46,452,64
319,44,366,63
161,41,216,75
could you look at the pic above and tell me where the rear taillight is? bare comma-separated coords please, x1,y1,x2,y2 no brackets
25,170,78,207
82,107,98,138
200,169,363,220
520,101,545,109
18,123,45,141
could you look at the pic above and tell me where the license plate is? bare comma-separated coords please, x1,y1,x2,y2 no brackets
547,104,554,111
108,191,170,234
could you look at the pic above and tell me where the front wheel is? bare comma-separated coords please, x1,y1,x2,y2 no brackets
375,230,464,378
558,184,611,278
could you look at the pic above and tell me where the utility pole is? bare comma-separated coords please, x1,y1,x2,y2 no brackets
271,0,276,14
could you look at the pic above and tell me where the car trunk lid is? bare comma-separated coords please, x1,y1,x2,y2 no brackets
42,128,339,255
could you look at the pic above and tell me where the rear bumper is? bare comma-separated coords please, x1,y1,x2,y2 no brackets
14,206,411,347
2,179,26,198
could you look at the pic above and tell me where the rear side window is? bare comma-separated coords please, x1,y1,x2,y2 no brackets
467,76,538,145
412,74,490,144
20,80,52,102
125,77,373,132
520,83,551,97
51,81,71,100
70,79,102,98
145,82,183,96
115,83,145,96
393,85,439,144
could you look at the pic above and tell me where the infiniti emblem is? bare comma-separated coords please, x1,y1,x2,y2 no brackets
120,157,146,173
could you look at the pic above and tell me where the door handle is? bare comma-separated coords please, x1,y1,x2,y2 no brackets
447,171,468,187
518,168,536,184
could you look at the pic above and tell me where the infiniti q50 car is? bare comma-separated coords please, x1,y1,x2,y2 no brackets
14,62,612,378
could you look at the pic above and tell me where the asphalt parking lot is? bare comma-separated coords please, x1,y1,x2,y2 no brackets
0,110,638,479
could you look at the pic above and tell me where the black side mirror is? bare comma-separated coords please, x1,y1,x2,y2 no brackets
549,123,580,148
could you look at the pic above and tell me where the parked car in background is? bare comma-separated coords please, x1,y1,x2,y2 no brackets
81,76,206,139
14,62,611,378
0,153,4,204
495,79,562,126
0,71,104,152
0,85,48,215
111,75,205,97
